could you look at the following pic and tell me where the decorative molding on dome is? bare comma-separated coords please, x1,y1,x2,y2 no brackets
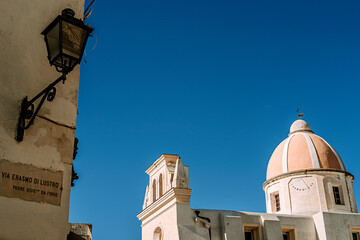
288,129,314,136
282,133,296,173
282,132,320,173
263,168,354,190
303,133,320,169
317,136,345,171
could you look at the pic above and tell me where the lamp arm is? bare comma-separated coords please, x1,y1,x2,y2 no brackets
16,73,67,142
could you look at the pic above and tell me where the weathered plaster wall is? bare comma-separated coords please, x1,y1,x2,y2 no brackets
313,212,360,240
198,210,318,240
277,214,317,239
141,201,179,240
182,210,317,240
0,0,85,239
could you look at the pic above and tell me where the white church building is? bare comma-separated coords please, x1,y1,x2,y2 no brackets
137,119,360,240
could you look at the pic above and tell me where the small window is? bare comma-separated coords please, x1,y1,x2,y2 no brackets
275,193,281,211
283,232,290,240
282,228,295,240
333,186,343,205
244,225,259,240
353,232,360,240
244,231,253,240
271,192,281,212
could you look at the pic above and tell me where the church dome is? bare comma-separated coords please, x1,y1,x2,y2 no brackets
266,119,346,180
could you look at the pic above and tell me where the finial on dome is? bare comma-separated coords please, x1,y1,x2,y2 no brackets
289,119,313,135
297,108,304,119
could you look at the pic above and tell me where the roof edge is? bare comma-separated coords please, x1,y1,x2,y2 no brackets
263,168,354,190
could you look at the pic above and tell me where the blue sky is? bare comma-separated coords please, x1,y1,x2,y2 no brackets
69,1,360,239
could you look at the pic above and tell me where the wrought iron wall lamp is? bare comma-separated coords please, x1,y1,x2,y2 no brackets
16,9,93,141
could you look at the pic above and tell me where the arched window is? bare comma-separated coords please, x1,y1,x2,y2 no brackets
159,174,163,197
153,227,162,240
152,179,157,202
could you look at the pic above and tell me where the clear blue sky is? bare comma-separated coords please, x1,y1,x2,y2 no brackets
69,0,360,239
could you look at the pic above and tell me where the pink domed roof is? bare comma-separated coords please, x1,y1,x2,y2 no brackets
266,120,346,180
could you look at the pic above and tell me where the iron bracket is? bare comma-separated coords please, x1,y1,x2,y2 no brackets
16,73,67,142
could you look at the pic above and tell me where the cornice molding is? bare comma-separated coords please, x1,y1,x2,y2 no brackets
145,154,179,174
263,168,354,190
137,188,191,221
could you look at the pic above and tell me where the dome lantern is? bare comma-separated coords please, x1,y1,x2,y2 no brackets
289,119,313,135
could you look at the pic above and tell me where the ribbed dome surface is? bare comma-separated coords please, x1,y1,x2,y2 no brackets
267,120,345,180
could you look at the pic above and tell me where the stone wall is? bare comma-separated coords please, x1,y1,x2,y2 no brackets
0,1,85,239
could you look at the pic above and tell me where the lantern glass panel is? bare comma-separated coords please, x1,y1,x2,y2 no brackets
46,22,60,62
61,55,77,70
62,21,87,60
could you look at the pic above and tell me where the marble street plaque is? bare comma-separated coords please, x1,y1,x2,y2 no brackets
0,159,63,206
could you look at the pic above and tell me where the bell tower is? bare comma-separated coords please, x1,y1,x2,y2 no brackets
137,154,192,240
